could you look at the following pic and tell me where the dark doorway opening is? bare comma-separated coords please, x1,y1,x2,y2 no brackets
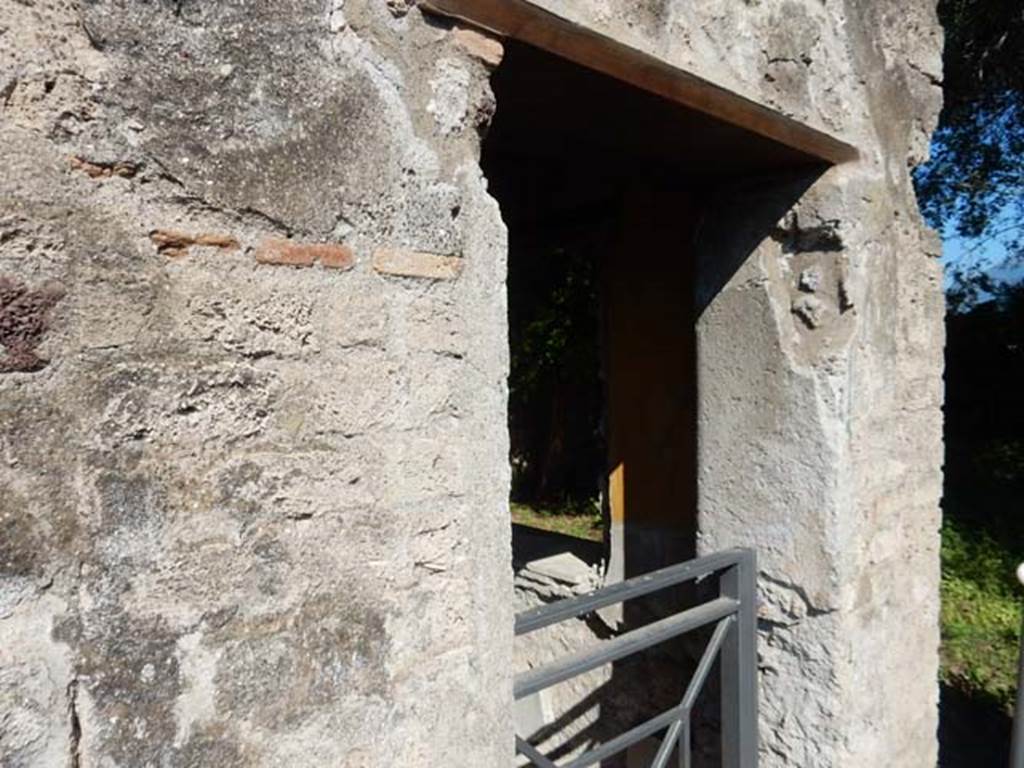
485,40,828,583
484,39,707,765
484,39,742,579
484,38,830,765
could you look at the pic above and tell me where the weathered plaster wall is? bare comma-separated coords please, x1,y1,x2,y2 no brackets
510,1,945,765
1,1,511,765
2,0,945,765
693,6,944,765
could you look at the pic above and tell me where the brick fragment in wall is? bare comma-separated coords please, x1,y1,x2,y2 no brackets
0,275,65,373
150,230,239,258
372,248,463,281
70,156,138,179
254,238,355,270
452,27,505,68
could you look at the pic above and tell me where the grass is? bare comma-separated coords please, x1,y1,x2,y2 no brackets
941,437,1024,721
941,507,1024,714
510,501,603,542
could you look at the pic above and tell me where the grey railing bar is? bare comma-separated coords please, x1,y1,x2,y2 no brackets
721,549,758,768
562,705,684,768
651,718,683,768
515,596,739,699
683,617,732,710
516,736,559,768
516,548,750,635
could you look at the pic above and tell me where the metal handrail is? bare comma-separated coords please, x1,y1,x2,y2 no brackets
514,547,759,768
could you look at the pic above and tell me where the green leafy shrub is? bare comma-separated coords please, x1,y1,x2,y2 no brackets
942,516,1024,712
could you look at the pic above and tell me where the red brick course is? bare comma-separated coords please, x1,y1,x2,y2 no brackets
254,238,355,270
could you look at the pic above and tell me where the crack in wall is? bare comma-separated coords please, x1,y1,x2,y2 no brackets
759,571,838,626
67,679,81,768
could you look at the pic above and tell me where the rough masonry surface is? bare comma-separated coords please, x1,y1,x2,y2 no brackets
0,0,943,766
1,1,510,765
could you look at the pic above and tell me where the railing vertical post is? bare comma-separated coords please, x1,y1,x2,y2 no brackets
680,715,691,768
720,550,758,768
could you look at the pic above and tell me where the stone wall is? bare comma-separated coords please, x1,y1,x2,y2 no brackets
1,0,944,766
1,1,511,765
678,2,945,765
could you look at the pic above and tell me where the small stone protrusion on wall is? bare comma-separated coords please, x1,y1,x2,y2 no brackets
789,257,857,334
792,294,825,329
772,209,859,339
150,230,239,259
772,212,843,254
798,266,822,293
372,248,462,280
253,238,355,270
385,0,414,17
452,27,505,68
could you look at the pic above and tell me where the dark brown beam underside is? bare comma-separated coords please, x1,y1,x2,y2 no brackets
422,0,859,165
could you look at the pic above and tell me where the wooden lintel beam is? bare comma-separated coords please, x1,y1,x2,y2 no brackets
422,0,859,165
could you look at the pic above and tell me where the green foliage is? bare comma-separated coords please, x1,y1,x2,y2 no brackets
507,218,607,508
941,277,1024,719
941,516,1023,712
509,245,601,402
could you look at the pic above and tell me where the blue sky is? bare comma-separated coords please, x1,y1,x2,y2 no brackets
937,205,1024,300
943,234,1023,287
918,100,1023,301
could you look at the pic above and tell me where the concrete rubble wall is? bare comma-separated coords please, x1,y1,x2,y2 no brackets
1,1,511,765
